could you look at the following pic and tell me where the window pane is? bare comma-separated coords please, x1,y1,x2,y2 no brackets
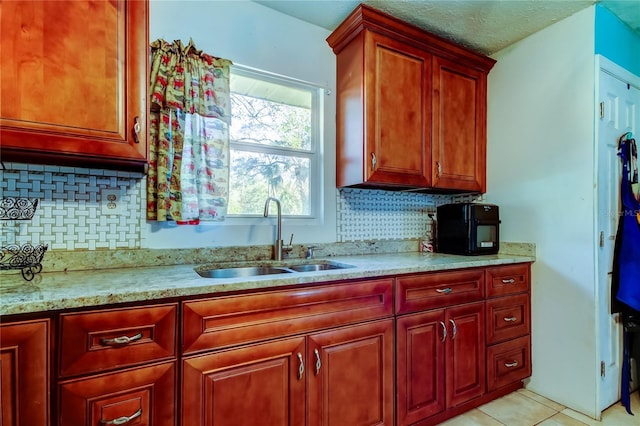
228,150,311,216
230,93,312,151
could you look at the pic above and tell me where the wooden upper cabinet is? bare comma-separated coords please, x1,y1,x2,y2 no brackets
432,56,487,192
0,0,148,172
327,4,495,192
333,29,432,188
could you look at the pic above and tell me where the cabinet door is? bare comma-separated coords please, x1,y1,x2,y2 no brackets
445,302,485,407
59,361,175,426
0,0,148,171
396,311,445,426
0,319,49,426
308,319,394,426
363,31,432,187
432,56,487,192
182,337,306,426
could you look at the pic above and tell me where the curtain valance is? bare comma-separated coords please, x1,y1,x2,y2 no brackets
149,38,232,122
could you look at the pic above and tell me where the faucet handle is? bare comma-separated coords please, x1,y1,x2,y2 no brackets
306,245,323,259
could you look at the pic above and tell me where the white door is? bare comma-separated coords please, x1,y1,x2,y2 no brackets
596,60,640,413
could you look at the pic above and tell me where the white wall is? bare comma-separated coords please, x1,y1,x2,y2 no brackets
485,7,598,417
147,0,337,248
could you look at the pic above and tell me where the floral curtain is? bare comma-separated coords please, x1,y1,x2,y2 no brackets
147,39,232,223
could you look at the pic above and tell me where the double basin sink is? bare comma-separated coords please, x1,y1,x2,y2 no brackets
195,259,355,279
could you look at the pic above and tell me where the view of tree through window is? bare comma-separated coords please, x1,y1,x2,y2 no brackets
228,69,319,217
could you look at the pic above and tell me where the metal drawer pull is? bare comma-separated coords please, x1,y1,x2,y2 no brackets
439,321,447,342
501,278,516,284
449,319,457,340
436,288,452,294
371,152,377,170
314,349,321,375
101,333,143,346
101,408,142,425
504,361,519,368
297,352,304,380
503,317,518,322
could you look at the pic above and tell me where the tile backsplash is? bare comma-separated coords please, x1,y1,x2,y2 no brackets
337,188,481,242
1,162,480,250
1,163,144,250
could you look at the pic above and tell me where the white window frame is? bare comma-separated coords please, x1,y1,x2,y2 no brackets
225,65,324,226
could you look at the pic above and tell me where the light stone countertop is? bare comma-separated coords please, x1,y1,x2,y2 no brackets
0,251,534,316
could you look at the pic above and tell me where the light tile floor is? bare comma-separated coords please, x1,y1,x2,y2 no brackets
442,389,640,425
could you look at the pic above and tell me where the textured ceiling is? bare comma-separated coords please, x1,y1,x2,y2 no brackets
254,0,640,55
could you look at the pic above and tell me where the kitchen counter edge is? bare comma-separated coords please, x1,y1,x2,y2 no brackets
0,252,535,316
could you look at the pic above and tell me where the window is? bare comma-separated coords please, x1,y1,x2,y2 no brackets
228,66,322,218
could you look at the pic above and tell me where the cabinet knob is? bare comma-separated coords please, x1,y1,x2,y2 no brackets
501,278,516,284
371,152,377,170
504,361,519,368
503,316,517,322
436,161,441,177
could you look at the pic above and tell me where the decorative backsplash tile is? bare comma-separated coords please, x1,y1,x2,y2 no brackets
0,163,145,250
1,162,481,250
336,188,482,242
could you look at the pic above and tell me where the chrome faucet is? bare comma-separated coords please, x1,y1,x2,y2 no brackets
264,197,285,260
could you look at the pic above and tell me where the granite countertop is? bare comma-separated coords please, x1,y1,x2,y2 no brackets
0,251,534,316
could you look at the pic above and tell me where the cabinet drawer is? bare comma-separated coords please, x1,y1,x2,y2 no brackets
59,303,177,377
59,361,176,426
487,335,531,391
486,264,530,297
395,269,484,314
486,293,530,344
182,278,394,354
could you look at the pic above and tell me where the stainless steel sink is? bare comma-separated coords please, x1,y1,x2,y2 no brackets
195,260,354,278
287,263,347,272
196,266,293,279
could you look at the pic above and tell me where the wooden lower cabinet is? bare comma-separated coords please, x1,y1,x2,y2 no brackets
396,302,485,426
58,361,176,426
0,319,49,426
182,319,394,426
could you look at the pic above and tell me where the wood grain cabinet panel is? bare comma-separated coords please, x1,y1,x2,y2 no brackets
59,303,177,377
484,264,532,394
58,361,176,426
487,335,531,392
331,28,432,188
182,337,306,426
182,319,394,426
396,268,484,314
0,319,49,426
327,4,495,192
182,279,393,355
432,56,487,192
486,293,531,345
396,310,446,425
307,319,395,426
396,302,485,426
0,0,148,171
485,264,531,297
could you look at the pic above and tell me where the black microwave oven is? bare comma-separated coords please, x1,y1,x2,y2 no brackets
436,203,500,255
